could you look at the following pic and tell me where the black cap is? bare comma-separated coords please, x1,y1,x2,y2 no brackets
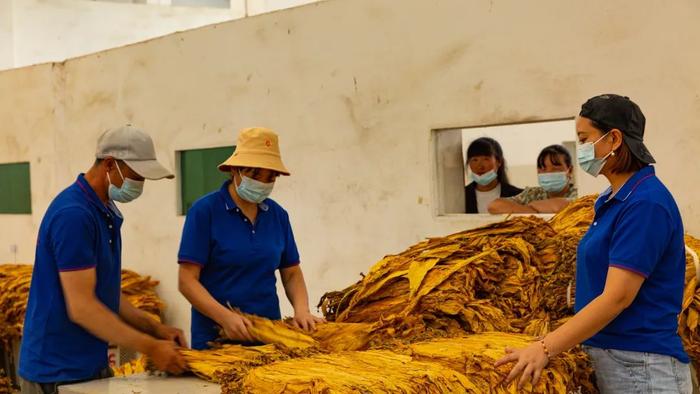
579,94,655,164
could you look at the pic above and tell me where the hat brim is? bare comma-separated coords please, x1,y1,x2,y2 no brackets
218,152,290,176
624,138,656,164
124,159,175,180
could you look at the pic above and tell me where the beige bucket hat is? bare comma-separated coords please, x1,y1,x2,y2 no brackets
218,127,290,176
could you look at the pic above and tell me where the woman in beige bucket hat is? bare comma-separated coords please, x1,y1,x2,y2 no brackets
177,127,324,349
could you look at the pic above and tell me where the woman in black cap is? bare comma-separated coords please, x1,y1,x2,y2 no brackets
495,94,691,393
464,137,523,213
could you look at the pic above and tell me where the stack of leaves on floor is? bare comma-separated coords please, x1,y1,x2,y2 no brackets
318,196,597,344
680,234,700,378
120,269,166,322
0,265,166,377
0,369,11,394
0,264,33,344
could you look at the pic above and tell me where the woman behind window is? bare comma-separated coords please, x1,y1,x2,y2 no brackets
464,137,523,213
488,144,578,214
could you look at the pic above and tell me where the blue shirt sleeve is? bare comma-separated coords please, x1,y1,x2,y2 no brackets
178,202,212,266
608,200,673,278
279,210,300,269
50,208,97,272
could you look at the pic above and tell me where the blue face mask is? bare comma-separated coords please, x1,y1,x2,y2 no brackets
538,172,569,193
577,132,613,177
235,171,274,204
107,163,144,203
470,170,498,186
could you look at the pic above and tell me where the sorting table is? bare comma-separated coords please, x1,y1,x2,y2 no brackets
59,373,219,394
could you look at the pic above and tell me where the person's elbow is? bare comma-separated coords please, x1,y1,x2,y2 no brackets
65,295,96,325
600,288,637,311
488,199,509,214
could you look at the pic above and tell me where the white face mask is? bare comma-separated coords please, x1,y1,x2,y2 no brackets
107,163,144,203
577,132,613,177
470,170,498,186
234,170,274,204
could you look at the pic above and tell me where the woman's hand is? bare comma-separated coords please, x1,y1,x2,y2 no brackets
494,341,550,388
528,198,570,214
219,311,255,342
292,310,326,332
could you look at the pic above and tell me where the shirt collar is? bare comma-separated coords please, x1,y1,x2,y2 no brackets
599,165,655,203
218,180,269,212
75,174,112,216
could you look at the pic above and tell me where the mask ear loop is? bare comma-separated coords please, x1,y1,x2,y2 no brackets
114,161,126,182
233,169,244,189
107,160,125,186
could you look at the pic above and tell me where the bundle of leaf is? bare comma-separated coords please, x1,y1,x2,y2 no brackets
318,217,563,343
231,332,594,394
112,355,147,377
180,315,377,386
0,264,33,343
547,195,597,233
679,235,700,377
407,333,595,393
121,269,165,321
0,369,11,394
232,349,471,394
215,310,375,352
181,344,298,383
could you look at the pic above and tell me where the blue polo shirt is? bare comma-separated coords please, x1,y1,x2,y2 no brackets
178,180,300,349
19,174,123,383
575,166,689,362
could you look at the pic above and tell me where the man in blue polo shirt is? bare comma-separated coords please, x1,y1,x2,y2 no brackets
19,125,187,394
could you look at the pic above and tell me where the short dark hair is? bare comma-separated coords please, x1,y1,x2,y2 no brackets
589,120,645,174
466,137,510,186
537,145,572,170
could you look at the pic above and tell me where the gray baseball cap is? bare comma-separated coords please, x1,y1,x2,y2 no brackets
96,125,175,180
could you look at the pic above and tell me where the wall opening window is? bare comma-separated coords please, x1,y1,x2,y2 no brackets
96,0,232,7
171,0,230,8
434,119,577,215
0,162,32,214
179,146,235,215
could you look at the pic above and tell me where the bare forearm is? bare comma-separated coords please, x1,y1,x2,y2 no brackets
179,276,231,325
71,299,155,354
282,269,310,313
528,198,570,214
488,199,537,214
119,296,159,336
544,294,627,356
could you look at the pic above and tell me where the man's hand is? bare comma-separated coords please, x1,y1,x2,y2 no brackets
153,323,188,348
144,339,187,375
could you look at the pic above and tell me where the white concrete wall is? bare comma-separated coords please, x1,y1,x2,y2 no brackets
1,0,700,343
0,1,14,70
